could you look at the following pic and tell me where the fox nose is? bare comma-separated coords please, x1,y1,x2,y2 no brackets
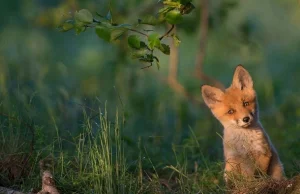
243,116,250,123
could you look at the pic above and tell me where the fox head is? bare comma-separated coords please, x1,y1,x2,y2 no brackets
201,65,258,128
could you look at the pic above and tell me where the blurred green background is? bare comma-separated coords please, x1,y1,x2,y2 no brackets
0,0,299,180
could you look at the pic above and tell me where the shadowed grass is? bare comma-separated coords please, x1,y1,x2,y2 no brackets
0,107,299,194
0,107,226,193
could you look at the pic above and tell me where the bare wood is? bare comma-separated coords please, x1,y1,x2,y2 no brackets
37,171,60,194
195,0,224,89
166,25,201,105
37,160,60,194
168,25,178,83
160,24,175,40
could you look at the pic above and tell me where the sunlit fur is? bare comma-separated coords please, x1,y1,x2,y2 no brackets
213,86,258,128
201,65,285,183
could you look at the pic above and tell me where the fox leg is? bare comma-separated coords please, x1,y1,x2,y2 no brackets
224,158,254,184
254,153,271,176
224,159,239,183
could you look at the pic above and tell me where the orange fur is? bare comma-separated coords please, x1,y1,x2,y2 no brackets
201,65,285,183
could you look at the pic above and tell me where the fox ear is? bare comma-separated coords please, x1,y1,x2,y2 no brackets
231,65,253,90
201,85,223,108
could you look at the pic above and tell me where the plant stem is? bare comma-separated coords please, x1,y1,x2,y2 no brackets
159,24,175,40
128,28,149,37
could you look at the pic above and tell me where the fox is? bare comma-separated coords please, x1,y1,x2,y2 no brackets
201,65,285,183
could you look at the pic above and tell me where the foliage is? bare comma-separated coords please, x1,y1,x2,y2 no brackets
58,0,195,69
0,0,300,193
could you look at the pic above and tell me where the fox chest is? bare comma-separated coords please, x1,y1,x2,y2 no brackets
223,129,271,159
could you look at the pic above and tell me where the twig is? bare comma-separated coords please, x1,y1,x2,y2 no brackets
166,25,201,105
194,0,224,89
168,25,178,82
141,63,153,69
159,24,175,40
86,20,150,38
128,28,149,37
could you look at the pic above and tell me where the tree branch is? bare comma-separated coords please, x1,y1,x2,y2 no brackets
160,24,175,40
168,25,178,82
166,25,200,105
128,28,149,37
194,0,224,89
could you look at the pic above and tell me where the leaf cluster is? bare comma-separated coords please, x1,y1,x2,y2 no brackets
58,0,195,69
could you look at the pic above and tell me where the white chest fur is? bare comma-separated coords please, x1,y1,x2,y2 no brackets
223,126,271,159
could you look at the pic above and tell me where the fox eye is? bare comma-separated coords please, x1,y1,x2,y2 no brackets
243,102,249,107
228,109,234,114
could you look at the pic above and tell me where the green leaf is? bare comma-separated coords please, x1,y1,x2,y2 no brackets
180,3,195,14
156,60,160,70
131,48,149,59
153,56,159,62
165,9,183,24
172,34,181,46
128,35,141,49
75,26,86,35
110,27,127,40
148,33,161,49
162,1,181,7
62,23,74,31
95,25,127,42
59,20,74,32
158,7,174,15
140,41,149,49
95,26,111,42
153,56,160,69
75,9,93,24
138,15,159,26
157,44,170,55
139,54,154,63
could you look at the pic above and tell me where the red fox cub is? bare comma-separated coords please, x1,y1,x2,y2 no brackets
201,65,285,182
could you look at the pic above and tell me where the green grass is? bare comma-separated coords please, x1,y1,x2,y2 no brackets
1,106,299,194
0,107,227,193
1,0,300,193
0,63,298,193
